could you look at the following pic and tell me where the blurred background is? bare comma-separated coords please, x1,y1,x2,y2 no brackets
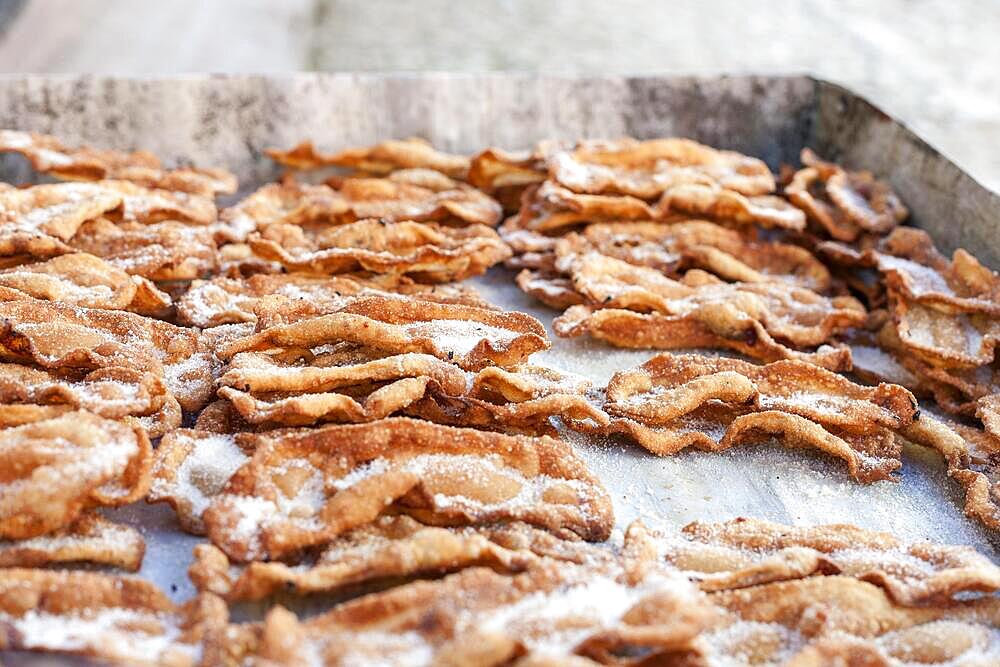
0,0,995,190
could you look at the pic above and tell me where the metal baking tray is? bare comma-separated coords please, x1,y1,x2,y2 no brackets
2,73,999,638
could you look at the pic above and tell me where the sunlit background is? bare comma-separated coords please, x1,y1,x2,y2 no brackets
0,0,995,191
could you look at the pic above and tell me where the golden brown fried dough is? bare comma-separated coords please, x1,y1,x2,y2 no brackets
177,272,491,327
578,220,831,292
0,512,144,570
548,138,775,198
554,250,865,348
704,576,1000,666
787,148,908,240
660,183,806,230
69,218,219,281
148,428,256,534
0,411,151,539
0,362,169,421
605,353,917,433
0,128,237,196
0,569,228,665
652,517,1000,604
0,182,124,244
218,295,548,371
189,515,604,601
223,177,501,235
202,418,613,561
248,218,510,279
0,252,172,312
221,559,709,665
216,351,469,427
267,137,470,179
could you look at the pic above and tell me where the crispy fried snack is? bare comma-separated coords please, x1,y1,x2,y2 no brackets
978,394,1000,438
510,180,659,233
222,560,709,665
222,177,501,235
0,411,151,538
704,576,1000,666
605,354,917,433
901,415,1000,532
69,218,219,281
583,354,909,481
218,295,548,371
202,418,613,561
653,517,1000,604
0,299,213,414
786,148,908,240
148,429,256,534
468,145,550,193
547,251,863,369
659,184,806,230
248,219,511,279
0,512,144,570
516,269,586,309
577,220,832,292
0,569,228,665
891,292,1000,369
0,128,237,196
267,138,470,179
0,182,124,245
189,515,603,601
0,362,169,422
554,305,855,370
216,350,470,426
177,272,491,328
0,252,172,312
95,179,218,226
547,138,775,198
821,227,1000,314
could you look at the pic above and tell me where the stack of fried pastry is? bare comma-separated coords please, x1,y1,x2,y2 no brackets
4,517,1000,664
476,140,904,370
3,130,1000,665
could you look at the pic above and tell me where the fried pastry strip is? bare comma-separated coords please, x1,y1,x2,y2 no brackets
703,576,1000,666
821,227,1000,314
0,128,237,196
189,515,605,601
0,362,169,421
247,218,510,279
554,304,854,370
0,569,227,665
267,138,470,179
0,512,144,571
547,137,775,198
177,272,490,327
650,517,1000,604
605,353,917,433
0,299,213,412
222,176,501,234
202,418,613,561
0,252,172,313
786,148,908,240
148,429,256,535
558,250,865,347
222,559,709,665
216,351,470,427
577,220,832,292
0,182,124,244
217,295,548,371
69,218,219,281
900,415,1000,532
0,411,151,539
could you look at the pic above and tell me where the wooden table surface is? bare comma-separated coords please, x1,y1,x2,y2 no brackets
0,0,996,191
